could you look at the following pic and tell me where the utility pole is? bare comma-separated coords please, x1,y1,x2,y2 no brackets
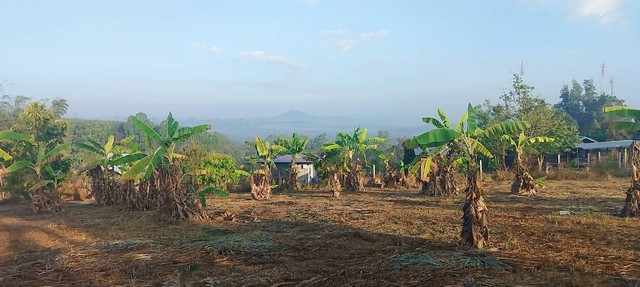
520,61,525,77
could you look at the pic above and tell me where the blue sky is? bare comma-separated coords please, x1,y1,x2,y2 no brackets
1,0,638,123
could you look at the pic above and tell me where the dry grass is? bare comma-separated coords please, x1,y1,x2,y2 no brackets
0,179,639,286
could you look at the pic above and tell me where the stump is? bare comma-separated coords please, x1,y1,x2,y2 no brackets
622,142,640,217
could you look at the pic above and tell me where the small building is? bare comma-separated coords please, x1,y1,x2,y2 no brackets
272,155,317,185
577,140,637,169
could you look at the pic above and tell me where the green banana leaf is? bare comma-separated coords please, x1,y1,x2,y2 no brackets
414,128,460,148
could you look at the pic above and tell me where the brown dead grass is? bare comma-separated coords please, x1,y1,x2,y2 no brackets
0,179,638,286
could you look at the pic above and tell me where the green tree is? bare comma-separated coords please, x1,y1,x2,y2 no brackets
477,74,577,170
275,133,311,190
309,133,329,151
415,104,529,249
0,131,29,161
603,106,640,217
0,95,31,130
3,101,71,204
198,152,248,190
556,79,624,141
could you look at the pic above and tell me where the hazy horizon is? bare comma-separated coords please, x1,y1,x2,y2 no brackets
1,1,639,123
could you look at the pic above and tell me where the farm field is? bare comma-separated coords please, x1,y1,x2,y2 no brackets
0,178,639,287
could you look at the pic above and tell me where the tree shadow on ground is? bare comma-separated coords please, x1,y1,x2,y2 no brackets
0,192,638,287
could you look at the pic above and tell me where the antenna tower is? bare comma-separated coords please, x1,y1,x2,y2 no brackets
600,63,606,94
610,77,614,96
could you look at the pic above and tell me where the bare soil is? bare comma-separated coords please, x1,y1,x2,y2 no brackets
0,178,639,286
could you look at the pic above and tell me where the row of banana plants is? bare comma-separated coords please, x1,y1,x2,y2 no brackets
76,113,227,221
409,103,640,249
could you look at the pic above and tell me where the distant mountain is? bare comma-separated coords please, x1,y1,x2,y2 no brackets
203,110,425,142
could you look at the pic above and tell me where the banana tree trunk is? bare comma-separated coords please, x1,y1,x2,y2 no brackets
251,167,272,200
155,165,207,220
346,163,365,192
288,160,299,191
437,164,458,196
30,188,63,212
461,166,489,249
329,173,342,198
87,166,105,205
421,160,438,195
622,142,640,217
511,154,537,195
383,166,397,189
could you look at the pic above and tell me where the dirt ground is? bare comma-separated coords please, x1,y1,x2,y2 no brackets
0,178,639,287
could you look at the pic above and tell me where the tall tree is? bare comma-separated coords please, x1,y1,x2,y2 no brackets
4,101,70,203
415,104,529,248
477,74,577,170
555,79,624,141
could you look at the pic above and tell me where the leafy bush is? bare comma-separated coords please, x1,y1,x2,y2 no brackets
198,153,243,190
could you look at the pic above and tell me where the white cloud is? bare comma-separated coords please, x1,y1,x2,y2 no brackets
338,39,357,52
326,29,390,53
360,29,390,40
522,0,625,25
318,29,349,36
209,46,222,56
572,0,622,24
239,51,306,70
193,43,223,57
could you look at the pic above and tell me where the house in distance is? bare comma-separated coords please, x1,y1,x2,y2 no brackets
272,155,317,185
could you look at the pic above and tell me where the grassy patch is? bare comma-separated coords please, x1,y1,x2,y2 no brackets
391,251,513,271
191,228,282,255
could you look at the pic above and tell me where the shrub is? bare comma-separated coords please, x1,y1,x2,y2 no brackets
198,153,243,190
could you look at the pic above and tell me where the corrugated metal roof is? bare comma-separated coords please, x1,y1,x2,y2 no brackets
577,140,636,150
273,155,314,164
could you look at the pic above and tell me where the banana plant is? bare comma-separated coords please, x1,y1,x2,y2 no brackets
5,143,70,211
76,135,146,168
245,136,285,200
603,106,640,217
409,108,465,196
75,134,145,205
371,146,399,188
415,103,529,249
123,113,210,180
274,133,311,190
502,132,554,195
323,128,384,192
